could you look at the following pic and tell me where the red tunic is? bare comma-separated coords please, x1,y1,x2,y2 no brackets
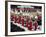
38,15,42,20
33,21,38,30
17,16,21,24
11,15,15,21
28,20,33,30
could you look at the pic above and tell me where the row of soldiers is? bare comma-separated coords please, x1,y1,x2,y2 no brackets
11,14,42,31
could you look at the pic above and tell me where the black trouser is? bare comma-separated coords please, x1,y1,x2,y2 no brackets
37,20,42,25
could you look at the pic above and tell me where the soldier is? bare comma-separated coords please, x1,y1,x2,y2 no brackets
28,20,33,31
17,16,21,24
26,19,29,27
21,16,24,26
33,20,38,30
37,15,42,25
14,15,17,23
11,15,15,21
